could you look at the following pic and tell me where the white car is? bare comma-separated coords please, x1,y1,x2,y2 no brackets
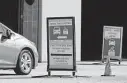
0,23,38,75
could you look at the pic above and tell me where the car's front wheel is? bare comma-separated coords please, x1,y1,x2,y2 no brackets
14,50,33,75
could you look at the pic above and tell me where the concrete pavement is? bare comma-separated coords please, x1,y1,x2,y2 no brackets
0,61,127,83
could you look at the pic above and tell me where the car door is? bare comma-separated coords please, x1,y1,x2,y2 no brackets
0,24,18,68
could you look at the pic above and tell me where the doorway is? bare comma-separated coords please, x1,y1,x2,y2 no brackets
81,0,127,61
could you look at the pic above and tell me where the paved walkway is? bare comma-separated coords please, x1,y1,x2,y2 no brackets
0,61,127,83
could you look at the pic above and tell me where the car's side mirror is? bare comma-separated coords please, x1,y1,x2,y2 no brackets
0,32,3,41
6,30,12,39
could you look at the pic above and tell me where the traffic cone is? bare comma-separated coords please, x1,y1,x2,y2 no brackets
101,56,115,76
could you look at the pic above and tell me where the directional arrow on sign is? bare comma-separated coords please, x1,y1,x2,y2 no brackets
57,36,67,39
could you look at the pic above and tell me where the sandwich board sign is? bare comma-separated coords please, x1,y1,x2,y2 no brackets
102,26,123,64
47,17,76,76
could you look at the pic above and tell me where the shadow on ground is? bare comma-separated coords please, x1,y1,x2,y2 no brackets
78,62,127,66
32,75,92,78
0,74,92,79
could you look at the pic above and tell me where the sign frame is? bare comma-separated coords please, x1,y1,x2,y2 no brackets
102,25,123,64
47,17,76,73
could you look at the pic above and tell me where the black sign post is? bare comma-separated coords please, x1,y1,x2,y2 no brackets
47,17,76,76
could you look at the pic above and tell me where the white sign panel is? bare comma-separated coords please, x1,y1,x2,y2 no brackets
47,17,76,71
102,26,123,62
